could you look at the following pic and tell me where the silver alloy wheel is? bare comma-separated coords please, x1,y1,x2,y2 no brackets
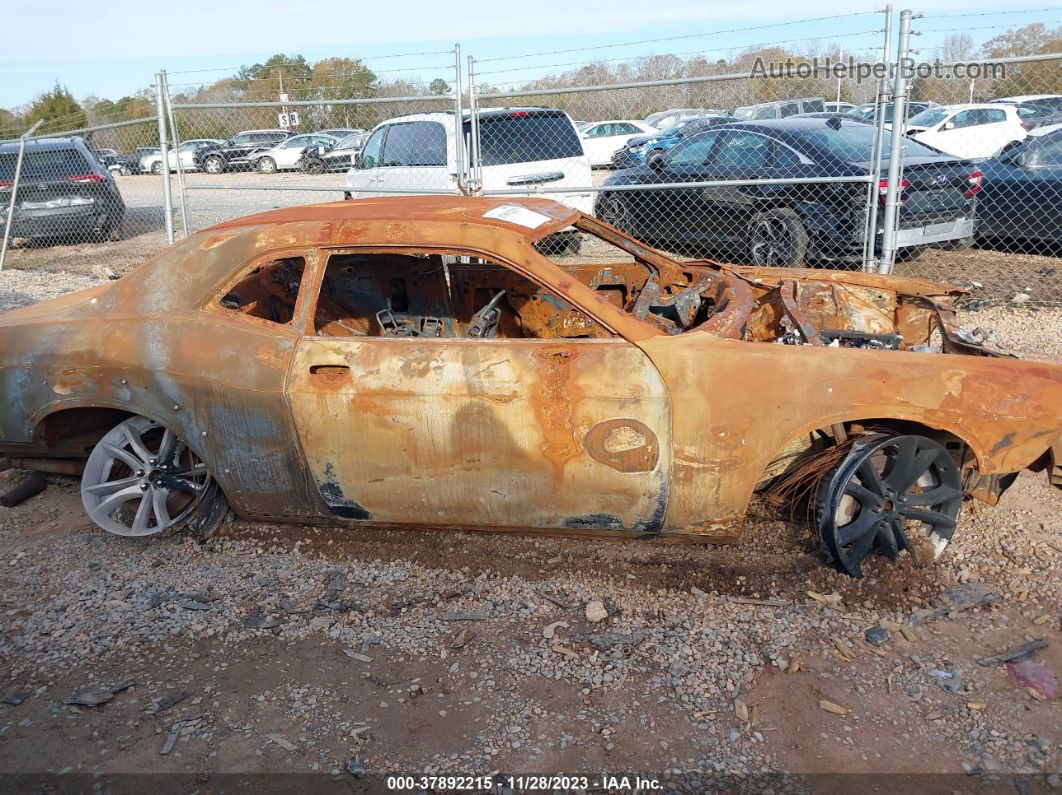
81,416,211,537
204,156,222,174
258,157,276,174
749,216,797,266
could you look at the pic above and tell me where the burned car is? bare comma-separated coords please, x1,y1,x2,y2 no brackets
0,197,1058,577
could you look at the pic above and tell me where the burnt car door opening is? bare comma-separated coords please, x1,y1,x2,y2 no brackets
285,249,673,531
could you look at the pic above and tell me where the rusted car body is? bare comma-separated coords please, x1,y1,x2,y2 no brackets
0,197,1058,572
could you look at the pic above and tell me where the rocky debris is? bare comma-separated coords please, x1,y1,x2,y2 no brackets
584,600,608,623
62,681,133,708
1006,661,1057,701
1,690,31,706
978,639,1048,667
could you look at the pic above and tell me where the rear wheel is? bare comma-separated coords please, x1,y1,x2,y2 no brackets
815,434,963,578
150,161,162,175
80,416,229,540
748,208,809,267
596,194,635,234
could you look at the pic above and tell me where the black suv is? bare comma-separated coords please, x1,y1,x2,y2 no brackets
0,137,125,241
193,130,293,173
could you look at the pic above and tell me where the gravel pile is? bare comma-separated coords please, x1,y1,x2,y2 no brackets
1,468,1058,779
0,269,104,314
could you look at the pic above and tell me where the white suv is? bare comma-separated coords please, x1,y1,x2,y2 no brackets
905,104,1035,159
252,133,339,173
344,108,592,215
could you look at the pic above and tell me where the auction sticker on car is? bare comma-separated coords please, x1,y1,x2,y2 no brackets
483,204,552,229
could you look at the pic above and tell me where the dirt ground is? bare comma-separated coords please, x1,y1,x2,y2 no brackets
0,465,1059,792
0,201,1060,792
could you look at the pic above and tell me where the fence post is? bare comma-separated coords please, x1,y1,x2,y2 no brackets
162,71,189,238
154,72,175,245
467,56,482,193
862,4,893,272
879,8,912,275
453,44,466,194
0,119,44,273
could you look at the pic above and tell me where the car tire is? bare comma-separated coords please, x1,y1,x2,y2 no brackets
150,162,162,175
747,208,809,267
204,156,224,174
305,159,325,175
80,415,230,541
258,157,277,174
814,433,963,578
343,191,353,201
595,193,635,234
120,165,132,176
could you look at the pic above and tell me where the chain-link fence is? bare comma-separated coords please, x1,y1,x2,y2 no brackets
5,12,1060,303
164,49,466,237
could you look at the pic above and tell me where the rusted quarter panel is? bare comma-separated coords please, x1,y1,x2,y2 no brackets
638,334,1062,535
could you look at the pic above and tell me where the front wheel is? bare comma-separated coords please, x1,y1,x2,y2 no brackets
203,156,224,174
747,208,809,267
815,434,964,578
81,416,229,540
302,158,325,175
150,162,162,175
258,156,277,174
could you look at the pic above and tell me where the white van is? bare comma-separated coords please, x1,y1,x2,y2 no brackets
344,108,593,215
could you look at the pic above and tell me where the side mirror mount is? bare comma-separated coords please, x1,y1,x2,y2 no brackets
353,152,363,169
942,121,955,131
1008,151,1027,167
647,151,666,170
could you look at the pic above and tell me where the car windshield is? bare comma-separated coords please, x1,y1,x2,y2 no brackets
908,108,950,127
466,111,582,166
337,134,366,148
793,125,944,162
0,148,91,180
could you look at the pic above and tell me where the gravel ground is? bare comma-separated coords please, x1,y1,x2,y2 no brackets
0,229,1059,789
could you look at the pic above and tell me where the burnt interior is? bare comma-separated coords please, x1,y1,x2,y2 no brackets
216,223,995,355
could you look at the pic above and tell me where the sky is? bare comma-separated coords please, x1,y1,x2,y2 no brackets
0,0,1056,109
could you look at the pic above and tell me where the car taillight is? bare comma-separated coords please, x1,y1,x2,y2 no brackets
878,177,909,204
67,174,103,184
509,111,529,117
0,181,12,188
963,170,983,198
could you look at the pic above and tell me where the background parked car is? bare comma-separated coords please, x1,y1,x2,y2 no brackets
733,97,825,120
976,127,1062,248
578,120,657,166
611,115,738,168
251,133,339,173
644,108,723,129
824,101,856,114
345,108,592,244
596,118,982,267
991,94,1062,112
0,137,125,241
844,100,938,125
316,128,364,139
905,103,1032,159
299,132,369,173
94,149,139,176
192,130,293,173
140,139,222,174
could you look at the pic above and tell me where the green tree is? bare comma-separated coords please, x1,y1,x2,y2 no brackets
234,53,313,100
429,78,451,95
23,83,86,133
